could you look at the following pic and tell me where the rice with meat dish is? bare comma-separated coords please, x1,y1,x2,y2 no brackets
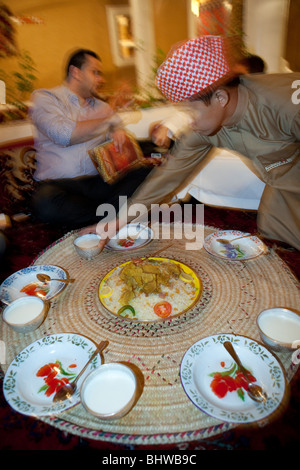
100,258,200,321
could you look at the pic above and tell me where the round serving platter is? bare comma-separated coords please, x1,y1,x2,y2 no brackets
98,257,202,322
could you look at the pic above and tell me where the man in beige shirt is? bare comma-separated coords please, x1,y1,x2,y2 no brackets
85,36,300,251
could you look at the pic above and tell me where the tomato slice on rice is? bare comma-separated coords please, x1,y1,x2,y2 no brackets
153,301,172,318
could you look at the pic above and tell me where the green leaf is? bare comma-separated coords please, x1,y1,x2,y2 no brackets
55,360,76,377
209,363,237,377
237,388,245,401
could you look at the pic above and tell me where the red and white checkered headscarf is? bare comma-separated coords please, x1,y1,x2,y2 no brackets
156,36,231,103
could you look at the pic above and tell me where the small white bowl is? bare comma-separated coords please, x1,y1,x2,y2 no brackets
3,296,49,333
73,234,101,260
80,362,137,419
257,307,300,352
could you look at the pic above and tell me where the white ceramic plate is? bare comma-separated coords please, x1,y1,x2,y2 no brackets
180,334,287,424
3,333,102,416
203,230,267,260
0,265,69,304
105,223,154,251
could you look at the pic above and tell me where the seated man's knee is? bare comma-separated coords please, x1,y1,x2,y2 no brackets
32,183,65,223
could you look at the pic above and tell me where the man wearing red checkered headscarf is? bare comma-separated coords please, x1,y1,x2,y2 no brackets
125,35,300,251
85,36,300,252
155,35,234,103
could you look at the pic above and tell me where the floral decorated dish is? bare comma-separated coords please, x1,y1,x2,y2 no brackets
105,223,154,251
203,230,267,261
3,333,102,416
0,265,69,304
180,334,287,424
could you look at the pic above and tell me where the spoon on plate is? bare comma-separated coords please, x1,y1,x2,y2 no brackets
223,341,267,403
129,221,150,241
36,274,75,284
53,340,109,403
116,221,150,245
216,234,254,245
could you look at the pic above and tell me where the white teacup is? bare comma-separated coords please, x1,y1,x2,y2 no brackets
80,363,137,419
3,296,49,333
73,234,101,260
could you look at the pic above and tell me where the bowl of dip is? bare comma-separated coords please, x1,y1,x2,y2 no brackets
80,362,137,419
2,296,49,333
257,307,300,352
73,234,101,260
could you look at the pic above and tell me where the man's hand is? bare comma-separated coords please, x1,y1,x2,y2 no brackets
150,123,171,148
111,128,126,152
78,218,121,252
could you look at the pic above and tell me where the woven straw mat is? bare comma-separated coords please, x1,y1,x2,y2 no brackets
1,225,299,445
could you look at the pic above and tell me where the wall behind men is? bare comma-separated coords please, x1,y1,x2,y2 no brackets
1,0,188,98
153,0,188,58
285,0,300,71
1,0,131,92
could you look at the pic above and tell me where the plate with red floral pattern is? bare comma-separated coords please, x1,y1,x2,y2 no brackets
0,264,69,304
180,334,288,424
105,223,154,251
3,333,102,416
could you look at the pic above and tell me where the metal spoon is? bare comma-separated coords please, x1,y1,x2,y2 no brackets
36,273,75,284
127,221,150,241
223,341,267,403
216,234,253,245
53,340,109,403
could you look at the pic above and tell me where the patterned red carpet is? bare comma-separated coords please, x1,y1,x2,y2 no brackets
0,203,299,450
